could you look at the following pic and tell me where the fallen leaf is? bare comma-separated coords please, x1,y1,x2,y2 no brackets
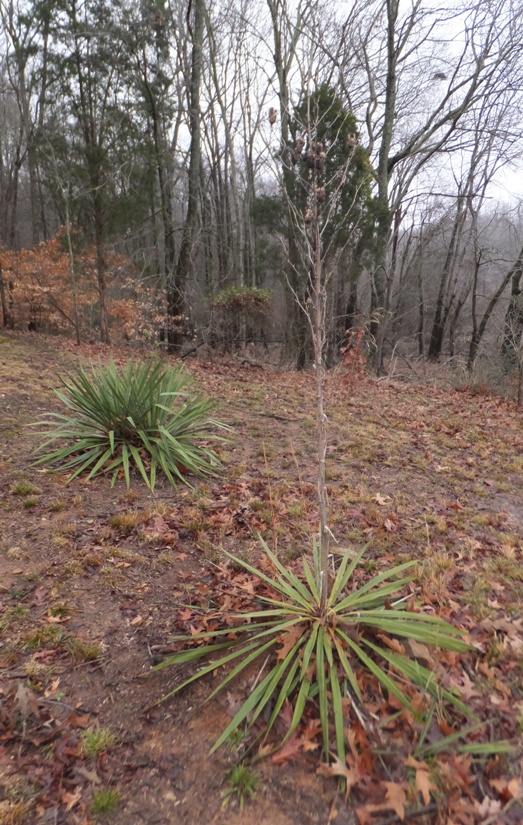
44,677,61,698
151,515,169,533
489,777,521,801
33,648,60,662
439,720,457,737
434,464,451,473
317,758,359,798
14,682,40,719
33,587,49,604
476,795,501,817
67,711,91,728
355,807,374,825
374,493,389,506
301,717,321,743
404,756,428,770
383,781,407,819
362,781,408,821
63,787,82,812
302,738,320,752
74,765,101,784
455,671,481,700
271,734,301,764
383,517,398,533
405,639,431,667
415,768,436,805
377,634,406,655
275,623,304,661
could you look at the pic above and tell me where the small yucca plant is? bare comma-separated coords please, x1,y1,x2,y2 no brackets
33,358,228,490
154,539,473,762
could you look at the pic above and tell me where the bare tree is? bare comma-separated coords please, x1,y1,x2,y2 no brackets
428,87,522,360
500,246,523,364
0,0,50,246
335,0,523,371
266,0,312,365
44,0,132,344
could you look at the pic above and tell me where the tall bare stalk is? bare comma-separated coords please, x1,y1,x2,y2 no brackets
275,89,369,615
310,176,330,612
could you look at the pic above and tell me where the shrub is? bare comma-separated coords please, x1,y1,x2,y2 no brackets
212,286,272,311
211,286,271,352
34,359,228,490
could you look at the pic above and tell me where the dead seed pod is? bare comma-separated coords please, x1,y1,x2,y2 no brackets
304,148,326,170
291,138,305,164
268,107,277,126
315,187,326,203
304,208,313,224
304,150,317,168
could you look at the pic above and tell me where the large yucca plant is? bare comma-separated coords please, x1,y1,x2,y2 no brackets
33,358,228,490
155,103,475,774
154,538,472,762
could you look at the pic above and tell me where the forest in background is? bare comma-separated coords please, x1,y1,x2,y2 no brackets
2,0,523,377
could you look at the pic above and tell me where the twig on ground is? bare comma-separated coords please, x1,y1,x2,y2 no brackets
371,803,438,824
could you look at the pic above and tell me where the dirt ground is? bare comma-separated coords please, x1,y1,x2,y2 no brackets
1,332,522,825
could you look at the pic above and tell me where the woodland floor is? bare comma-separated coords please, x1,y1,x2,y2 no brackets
0,332,522,825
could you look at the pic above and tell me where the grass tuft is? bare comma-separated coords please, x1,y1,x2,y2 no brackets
108,511,147,530
11,481,41,496
67,637,101,662
222,764,258,811
90,788,120,818
80,727,116,758
0,800,34,824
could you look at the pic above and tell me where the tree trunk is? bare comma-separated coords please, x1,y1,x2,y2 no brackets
428,197,467,360
93,190,109,344
0,261,13,328
64,191,81,345
501,258,523,363
467,243,523,371
168,0,204,353
206,15,244,287
267,0,309,367
148,81,177,321
370,0,398,375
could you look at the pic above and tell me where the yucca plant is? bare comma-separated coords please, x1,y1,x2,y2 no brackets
154,538,472,762
155,103,475,772
33,358,228,490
